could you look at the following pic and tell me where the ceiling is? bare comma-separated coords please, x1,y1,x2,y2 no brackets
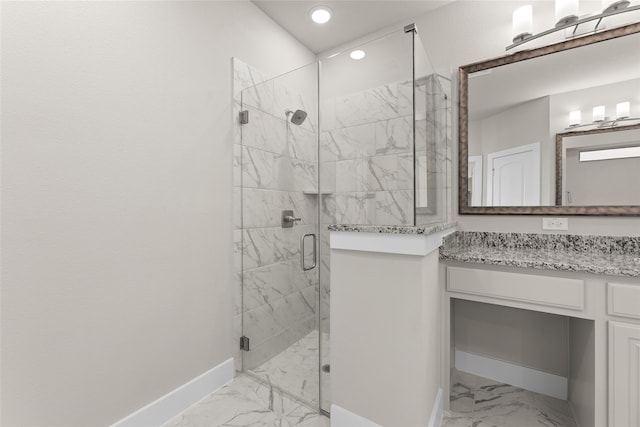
251,0,453,54
468,31,640,121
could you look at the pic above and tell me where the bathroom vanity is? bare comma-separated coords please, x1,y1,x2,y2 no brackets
441,232,640,427
329,226,640,427
449,21,640,427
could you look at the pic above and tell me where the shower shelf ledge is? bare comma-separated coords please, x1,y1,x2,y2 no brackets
303,190,333,196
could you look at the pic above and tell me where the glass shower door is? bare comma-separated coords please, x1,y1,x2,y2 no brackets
238,62,321,409
234,23,448,416
317,28,414,413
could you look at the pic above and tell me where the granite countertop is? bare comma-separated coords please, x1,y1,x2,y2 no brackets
327,222,457,235
440,231,640,278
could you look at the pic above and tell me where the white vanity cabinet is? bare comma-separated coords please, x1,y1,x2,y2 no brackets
443,262,640,427
607,283,640,427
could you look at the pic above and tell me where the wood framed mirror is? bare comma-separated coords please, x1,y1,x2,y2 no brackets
458,22,640,215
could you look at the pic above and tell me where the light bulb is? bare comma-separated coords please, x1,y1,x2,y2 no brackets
350,50,365,60
512,5,533,42
310,6,332,24
569,110,581,126
592,105,605,122
555,0,579,27
616,102,630,119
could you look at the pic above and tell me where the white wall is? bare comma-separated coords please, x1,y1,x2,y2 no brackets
565,151,640,205
320,28,413,100
479,97,552,204
454,300,569,376
0,1,315,425
414,0,640,235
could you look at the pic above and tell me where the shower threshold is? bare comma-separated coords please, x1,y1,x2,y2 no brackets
248,330,331,412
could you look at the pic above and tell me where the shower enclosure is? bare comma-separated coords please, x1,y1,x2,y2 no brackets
233,24,450,415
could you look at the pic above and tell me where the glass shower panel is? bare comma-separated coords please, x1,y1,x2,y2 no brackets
320,29,415,227
413,34,451,225
318,28,414,414
239,62,320,408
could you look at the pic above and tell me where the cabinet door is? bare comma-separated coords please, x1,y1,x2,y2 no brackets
609,321,640,427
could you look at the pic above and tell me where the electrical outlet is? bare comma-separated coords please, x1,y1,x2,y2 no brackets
542,217,569,231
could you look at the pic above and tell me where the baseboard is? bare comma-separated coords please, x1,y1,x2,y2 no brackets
568,400,581,427
332,393,443,427
111,357,235,427
330,404,383,427
427,388,444,427
455,350,568,400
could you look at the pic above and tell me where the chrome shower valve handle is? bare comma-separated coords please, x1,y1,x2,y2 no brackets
281,210,301,228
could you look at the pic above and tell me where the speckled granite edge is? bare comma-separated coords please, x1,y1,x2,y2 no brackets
443,231,640,254
440,231,640,278
327,222,457,235
440,250,640,277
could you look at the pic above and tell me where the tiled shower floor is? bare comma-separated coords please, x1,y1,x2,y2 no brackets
162,375,329,427
249,330,331,411
443,370,577,427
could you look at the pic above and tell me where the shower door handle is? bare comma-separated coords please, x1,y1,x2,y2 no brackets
300,233,317,271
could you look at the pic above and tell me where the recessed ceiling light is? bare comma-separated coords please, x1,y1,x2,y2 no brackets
310,6,332,24
350,50,366,60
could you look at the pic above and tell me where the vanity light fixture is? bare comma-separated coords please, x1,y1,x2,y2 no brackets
506,1,639,50
512,5,533,42
556,0,579,27
565,103,639,130
350,50,366,60
310,6,332,24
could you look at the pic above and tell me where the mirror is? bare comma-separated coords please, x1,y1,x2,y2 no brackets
459,22,640,215
556,124,640,206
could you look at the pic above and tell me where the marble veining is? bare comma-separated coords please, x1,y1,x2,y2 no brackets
440,231,640,278
233,58,319,373
334,83,406,128
443,370,577,427
249,330,331,411
233,57,268,103
321,73,451,227
327,221,457,235
162,374,329,427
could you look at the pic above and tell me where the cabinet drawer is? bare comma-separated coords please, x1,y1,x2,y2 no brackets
608,282,640,319
447,267,584,311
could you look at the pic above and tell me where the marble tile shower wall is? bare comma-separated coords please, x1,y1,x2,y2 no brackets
320,80,415,227
233,58,318,372
416,74,452,226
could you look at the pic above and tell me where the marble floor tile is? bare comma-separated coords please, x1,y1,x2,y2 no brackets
441,411,473,427
445,370,577,427
450,370,478,414
248,330,331,410
161,375,328,427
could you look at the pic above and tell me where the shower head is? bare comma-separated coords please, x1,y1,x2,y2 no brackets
285,109,307,125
